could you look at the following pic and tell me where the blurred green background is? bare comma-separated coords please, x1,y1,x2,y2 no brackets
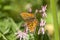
0,0,60,40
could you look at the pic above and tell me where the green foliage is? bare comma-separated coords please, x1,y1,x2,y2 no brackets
0,0,53,40
0,18,16,40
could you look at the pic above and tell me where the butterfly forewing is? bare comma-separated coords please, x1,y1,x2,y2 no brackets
20,12,35,20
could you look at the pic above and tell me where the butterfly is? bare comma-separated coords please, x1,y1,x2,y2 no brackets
20,12,38,32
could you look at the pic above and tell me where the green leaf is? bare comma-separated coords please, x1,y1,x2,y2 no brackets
0,18,11,34
6,33,16,40
3,6,12,10
3,28,10,34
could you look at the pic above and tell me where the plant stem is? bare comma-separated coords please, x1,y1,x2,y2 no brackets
50,0,59,40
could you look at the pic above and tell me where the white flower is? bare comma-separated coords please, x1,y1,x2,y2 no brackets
38,27,45,35
41,27,45,34
42,12,47,17
39,5,47,17
15,30,28,40
40,19,46,27
41,5,47,12
35,9,39,13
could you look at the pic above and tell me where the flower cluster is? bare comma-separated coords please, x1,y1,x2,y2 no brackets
15,30,29,40
40,5,47,17
38,5,47,35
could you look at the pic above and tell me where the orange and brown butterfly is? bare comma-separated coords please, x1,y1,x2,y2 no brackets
20,12,38,32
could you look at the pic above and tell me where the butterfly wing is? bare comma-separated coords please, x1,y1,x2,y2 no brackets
26,19,38,32
20,12,35,20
